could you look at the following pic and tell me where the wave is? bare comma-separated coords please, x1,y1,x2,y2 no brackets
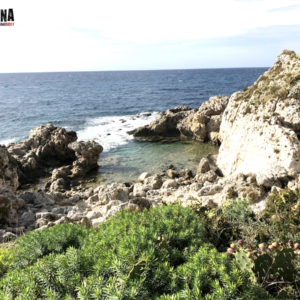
0,137,16,146
77,112,158,151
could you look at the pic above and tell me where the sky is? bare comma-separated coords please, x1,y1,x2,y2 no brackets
1,0,300,72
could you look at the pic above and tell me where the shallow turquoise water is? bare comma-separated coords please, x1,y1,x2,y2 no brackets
96,140,218,183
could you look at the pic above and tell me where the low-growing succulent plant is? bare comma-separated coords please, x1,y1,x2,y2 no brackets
0,205,265,299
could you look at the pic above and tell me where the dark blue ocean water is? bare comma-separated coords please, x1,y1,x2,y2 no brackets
0,68,267,182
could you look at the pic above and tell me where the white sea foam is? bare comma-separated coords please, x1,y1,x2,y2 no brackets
77,112,158,151
0,137,16,146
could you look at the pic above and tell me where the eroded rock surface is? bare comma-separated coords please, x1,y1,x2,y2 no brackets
218,50,300,186
178,96,229,143
130,97,228,144
69,140,103,177
0,124,103,237
129,106,193,140
2,124,103,190
8,124,77,182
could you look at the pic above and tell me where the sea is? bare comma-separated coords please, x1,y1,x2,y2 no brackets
0,68,267,183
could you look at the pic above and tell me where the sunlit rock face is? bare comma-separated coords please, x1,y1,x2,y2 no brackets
218,50,300,186
130,96,229,144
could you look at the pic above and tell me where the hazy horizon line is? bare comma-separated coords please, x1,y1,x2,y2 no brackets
0,66,269,75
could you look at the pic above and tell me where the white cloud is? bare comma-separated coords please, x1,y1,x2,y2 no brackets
1,0,300,72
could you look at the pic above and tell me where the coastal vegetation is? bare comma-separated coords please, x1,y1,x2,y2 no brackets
1,190,300,299
234,50,300,105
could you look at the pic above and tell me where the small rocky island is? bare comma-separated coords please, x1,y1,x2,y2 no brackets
1,49,300,241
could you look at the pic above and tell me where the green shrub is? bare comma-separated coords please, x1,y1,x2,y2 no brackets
0,247,13,277
0,205,263,299
162,244,269,299
11,223,89,269
79,205,209,298
194,199,257,251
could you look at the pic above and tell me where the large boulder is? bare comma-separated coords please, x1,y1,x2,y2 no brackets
129,106,194,140
8,123,77,181
178,96,229,143
0,146,20,190
97,183,129,205
6,124,103,186
68,140,103,177
129,98,228,144
217,50,300,186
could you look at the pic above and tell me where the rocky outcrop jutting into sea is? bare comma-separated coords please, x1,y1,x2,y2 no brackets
129,96,229,144
129,105,194,140
7,124,77,184
178,96,229,143
5,123,103,188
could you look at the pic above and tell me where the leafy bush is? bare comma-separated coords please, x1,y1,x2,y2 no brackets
197,190,300,298
193,198,256,251
262,188,300,243
0,205,263,299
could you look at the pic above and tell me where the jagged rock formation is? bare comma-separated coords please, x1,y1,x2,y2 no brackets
218,50,300,186
0,124,103,231
69,140,103,177
46,141,103,192
129,106,194,140
7,124,77,182
1,124,103,188
178,96,229,143
0,158,266,242
130,97,228,144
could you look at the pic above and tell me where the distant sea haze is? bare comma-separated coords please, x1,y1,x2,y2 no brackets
0,68,267,181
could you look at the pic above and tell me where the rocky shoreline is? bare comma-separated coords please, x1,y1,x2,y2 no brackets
129,95,228,145
1,49,300,243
